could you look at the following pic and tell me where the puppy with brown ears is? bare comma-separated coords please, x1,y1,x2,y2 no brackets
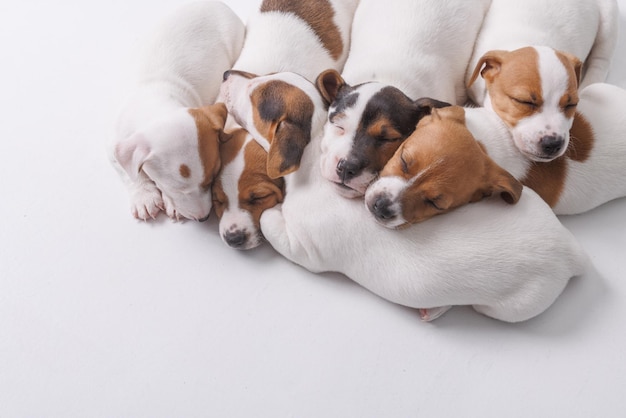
212,127,284,250
368,81,626,226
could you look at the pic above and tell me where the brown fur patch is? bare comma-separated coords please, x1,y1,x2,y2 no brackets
260,0,343,60
522,112,594,206
179,164,191,178
251,80,314,178
481,48,543,127
189,104,227,190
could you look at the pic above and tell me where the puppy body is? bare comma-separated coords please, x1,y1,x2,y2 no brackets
221,70,587,323
231,0,359,81
369,82,626,222
467,0,619,105
110,1,244,220
343,0,491,104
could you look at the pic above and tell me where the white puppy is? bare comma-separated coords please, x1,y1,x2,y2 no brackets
109,1,244,221
220,70,588,323
466,0,619,105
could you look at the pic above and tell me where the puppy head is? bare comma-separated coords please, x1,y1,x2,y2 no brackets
212,128,285,250
220,70,327,179
469,46,580,162
114,103,229,221
317,69,451,198
365,106,522,228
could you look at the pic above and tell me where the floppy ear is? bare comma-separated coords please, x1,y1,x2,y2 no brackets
560,51,583,87
413,97,452,122
266,119,311,179
468,50,507,87
479,160,523,204
194,102,232,143
316,69,346,107
114,134,151,180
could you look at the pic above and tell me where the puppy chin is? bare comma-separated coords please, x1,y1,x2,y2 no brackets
333,182,365,198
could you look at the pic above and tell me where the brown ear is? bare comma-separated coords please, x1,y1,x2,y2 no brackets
487,161,523,204
468,50,508,87
414,97,452,123
266,120,311,179
560,51,583,87
316,69,346,107
198,102,228,129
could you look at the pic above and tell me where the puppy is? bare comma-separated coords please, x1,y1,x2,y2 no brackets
466,0,619,106
220,69,588,323
317,70,450,198
230,0,359,82
109,1,244,220
368,82,626,225
468,46,585,162
317,0,492,196
212,127,284,250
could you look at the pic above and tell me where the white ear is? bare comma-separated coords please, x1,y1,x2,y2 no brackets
113,134,151,180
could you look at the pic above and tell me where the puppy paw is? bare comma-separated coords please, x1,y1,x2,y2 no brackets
419,306,452,322
162,194,182,222
129,186,164,221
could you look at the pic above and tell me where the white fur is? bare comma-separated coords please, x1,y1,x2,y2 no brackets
109,1,244,220
343,0,491,104
222,71,588,323
467,0,619,104
466,82,626,215
231,0,359,81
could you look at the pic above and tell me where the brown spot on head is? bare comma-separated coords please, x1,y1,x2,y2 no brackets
473,48,544,127
260,0,343,60
250,79,314,178
188,103,229,190
179,164,191,178
522,111,594,207
381,106,522,223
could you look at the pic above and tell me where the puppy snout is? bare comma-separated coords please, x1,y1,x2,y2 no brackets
198,213,211,222
224,230,248,249
370,196,395,220
336,158,362,182
540,135,564,157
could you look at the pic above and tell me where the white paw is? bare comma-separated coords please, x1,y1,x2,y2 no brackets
162,194,182,221
129,185,164,221
419,306,452,322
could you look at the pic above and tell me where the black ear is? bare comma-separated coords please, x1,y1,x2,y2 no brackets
413,97,452,122
316,69,347,107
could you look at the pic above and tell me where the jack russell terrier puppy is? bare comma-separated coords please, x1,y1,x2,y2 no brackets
212,127,284,250
220,69,587,323
468,46,585,162
317,0,491,197
211,0,358,249
109,1,244,221
467,0,618,107
367,82,626,226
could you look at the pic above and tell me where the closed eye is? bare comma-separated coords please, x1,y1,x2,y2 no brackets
425,196,444,211
400,153,409,174
248,193,272,205
511,97,537,108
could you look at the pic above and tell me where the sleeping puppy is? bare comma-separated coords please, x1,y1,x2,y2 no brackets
466,0,619,106
212,127,284,250
109,1,244,221
219,69,588,323
317,0,492,197
367,82,626,226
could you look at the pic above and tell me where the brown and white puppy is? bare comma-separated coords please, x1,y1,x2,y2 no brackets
110,1,244,221
367,82,626,226
212,127,284,250
468,46,582,162
318,70,451,198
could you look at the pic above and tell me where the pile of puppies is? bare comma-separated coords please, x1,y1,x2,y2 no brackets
109,0,625,322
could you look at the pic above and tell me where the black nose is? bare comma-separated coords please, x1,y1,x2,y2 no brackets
224,230,248,248
371,196,395,220
198,213,210,222
223,70,232,81
540,135,564,157
336,158,362,182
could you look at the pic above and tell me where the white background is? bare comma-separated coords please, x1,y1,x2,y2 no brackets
1,1,626,416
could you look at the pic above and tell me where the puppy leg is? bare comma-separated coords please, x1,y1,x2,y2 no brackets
419,306,452,322
126,172,164,220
